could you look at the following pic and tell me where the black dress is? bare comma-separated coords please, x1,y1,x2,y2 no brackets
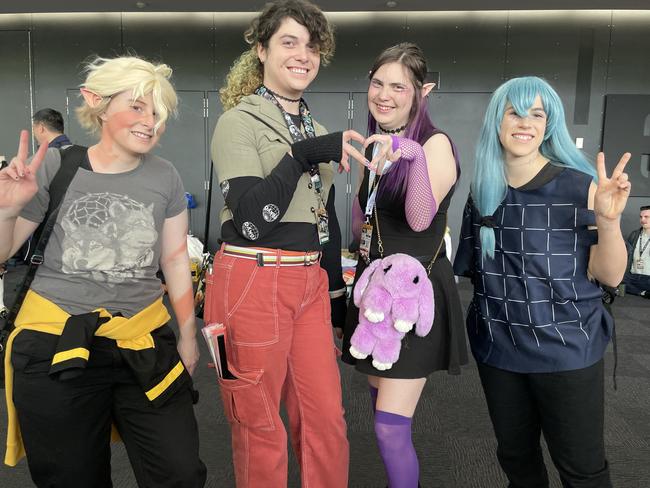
341,129,468,377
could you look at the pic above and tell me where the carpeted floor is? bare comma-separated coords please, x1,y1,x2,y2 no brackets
1,263,649,487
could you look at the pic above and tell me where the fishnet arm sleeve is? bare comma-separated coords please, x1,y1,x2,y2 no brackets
392,136,437,231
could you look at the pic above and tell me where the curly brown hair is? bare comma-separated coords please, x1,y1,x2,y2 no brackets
220,0,335,110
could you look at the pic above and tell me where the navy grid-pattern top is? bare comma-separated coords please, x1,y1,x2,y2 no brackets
453,165,613,373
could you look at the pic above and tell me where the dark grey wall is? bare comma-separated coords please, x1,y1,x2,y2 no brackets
1,10,649,251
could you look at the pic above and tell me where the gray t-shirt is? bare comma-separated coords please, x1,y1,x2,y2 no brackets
21,148,186,317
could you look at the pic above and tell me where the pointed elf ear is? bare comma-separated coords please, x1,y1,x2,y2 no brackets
80,88,104,108
422,82,436,98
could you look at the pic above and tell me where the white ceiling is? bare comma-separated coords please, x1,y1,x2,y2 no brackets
1,0,649,13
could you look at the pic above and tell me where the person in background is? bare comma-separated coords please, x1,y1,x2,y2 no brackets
32,108,72,149
341,43,468,488
454,76,630,488
206,1,366,486
621,205,650,297
0,56,206,487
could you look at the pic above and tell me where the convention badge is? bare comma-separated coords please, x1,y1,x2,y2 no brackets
636,259,644,271
310,172,322,191
359,222,373,263
315,207,330,245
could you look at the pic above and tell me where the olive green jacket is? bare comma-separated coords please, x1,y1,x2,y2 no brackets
211,94,334,227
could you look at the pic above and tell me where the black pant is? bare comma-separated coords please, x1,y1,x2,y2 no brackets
622,270,650,295
477,360,611,488
12,332,207,488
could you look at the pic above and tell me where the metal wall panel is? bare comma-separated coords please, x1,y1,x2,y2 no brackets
427,92,493,251
608,11,650,94
0,13,30,30
212,13,255,90
122,12,214,91
407,11,507,92
0,30,30,159
31,13,121,132
311,12,409,92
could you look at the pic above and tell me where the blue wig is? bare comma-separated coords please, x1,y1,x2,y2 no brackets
472,76,597,258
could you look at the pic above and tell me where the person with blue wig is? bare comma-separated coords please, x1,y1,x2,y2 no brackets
454,76,631,488
342,43,468,488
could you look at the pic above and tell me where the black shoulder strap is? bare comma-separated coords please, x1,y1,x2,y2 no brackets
3,145,89,332
47,145,90,215
28,145,90,250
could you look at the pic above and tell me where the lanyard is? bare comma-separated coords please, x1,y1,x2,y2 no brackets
255,86,316,142
639,233,650,257
255,85,322,191
364,143,395,218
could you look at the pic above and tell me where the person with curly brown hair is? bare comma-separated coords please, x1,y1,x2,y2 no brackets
206,1,366,487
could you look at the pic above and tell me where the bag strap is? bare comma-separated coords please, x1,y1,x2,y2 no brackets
426,215,447,275
2,145,89,333
202,160,214,254
373,202,447,276
27,145,90,255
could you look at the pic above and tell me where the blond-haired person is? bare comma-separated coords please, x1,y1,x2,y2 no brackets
0,56,206,487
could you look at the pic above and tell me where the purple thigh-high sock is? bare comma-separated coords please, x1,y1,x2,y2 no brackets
369,385,379,413
374,410,419,488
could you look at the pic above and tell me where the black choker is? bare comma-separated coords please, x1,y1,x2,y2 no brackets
379,124,406,134
266,88,301,103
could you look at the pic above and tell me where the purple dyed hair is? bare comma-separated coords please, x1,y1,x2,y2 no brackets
367,42,460,198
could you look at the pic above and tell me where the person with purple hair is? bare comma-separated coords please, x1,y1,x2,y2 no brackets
341,42,468,488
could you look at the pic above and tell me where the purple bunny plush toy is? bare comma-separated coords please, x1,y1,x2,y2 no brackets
349,253,434,370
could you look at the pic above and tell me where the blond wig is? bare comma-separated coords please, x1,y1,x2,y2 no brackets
76,56,177,134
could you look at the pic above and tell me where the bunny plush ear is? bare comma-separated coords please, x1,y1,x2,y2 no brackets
353,259,383,307
415,277,435,337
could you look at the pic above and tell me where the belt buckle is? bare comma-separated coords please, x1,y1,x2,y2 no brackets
304,253,316,266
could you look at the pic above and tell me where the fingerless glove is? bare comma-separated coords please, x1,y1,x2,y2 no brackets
291,132,343,171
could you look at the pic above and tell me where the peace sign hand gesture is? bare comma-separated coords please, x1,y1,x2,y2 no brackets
0,130,48,216
593,151,632,221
